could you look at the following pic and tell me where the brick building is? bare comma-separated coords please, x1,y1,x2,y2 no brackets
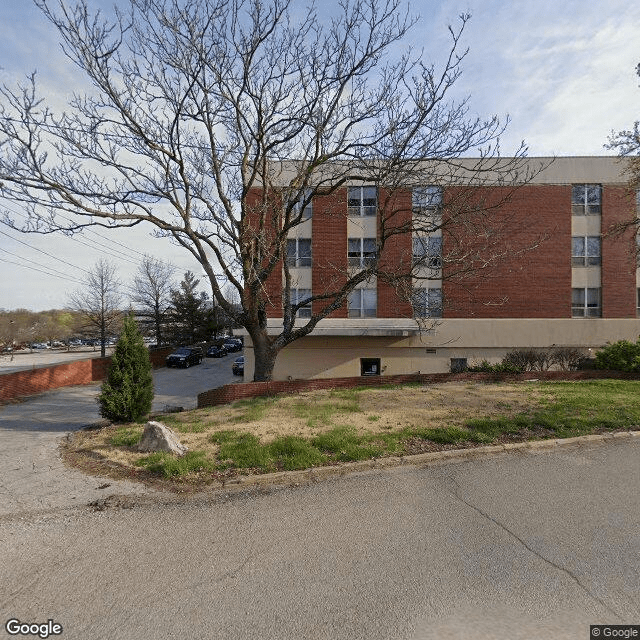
241,157,640,380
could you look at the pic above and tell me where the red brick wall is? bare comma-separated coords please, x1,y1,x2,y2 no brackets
377,188,413,317
602,186,637,317
312,190,349,317
246,188,283,317
0,358,105,402
197,370,639,408
443,185,571,318
257,180,638,323
0,347,173,402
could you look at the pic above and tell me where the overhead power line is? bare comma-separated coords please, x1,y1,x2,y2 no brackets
1,201,183,272
0,246,83,283
1,205,142,266
0,256,83,285
0,225,91,275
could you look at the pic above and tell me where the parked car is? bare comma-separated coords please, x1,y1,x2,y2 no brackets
223,338,243,353
166,347,203,368
206,344,228,358
232,356,244,376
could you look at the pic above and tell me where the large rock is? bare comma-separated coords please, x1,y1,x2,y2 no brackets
137,421,188,456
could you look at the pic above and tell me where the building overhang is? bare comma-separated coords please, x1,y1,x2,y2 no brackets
238,318,426,338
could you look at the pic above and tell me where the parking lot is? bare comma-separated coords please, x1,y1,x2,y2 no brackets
0,346,241,517
152,350,239,410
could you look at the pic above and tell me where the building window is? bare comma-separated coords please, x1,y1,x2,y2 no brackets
348,289,377,318
572,184,601,215
286,238,312,267
290,288,312,318
450,358,467,373
348,237,377,268
412,187,442,230
412,236,442,268
412,287,443,318
572,287,601,317
360,358,381,376
637,288,640,318
291,189,312,219
412,186,442,211
572,236,601,266
348,186,377,216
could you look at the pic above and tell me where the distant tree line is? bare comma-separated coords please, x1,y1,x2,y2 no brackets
0,257,242,356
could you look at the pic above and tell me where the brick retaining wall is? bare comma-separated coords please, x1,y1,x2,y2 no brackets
0,347,173,402
197,370,640,408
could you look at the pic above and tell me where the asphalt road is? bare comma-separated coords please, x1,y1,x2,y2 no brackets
0,352,238,517
1,437,639,640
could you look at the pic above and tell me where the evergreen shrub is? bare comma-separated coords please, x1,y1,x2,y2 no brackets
99,315,154,422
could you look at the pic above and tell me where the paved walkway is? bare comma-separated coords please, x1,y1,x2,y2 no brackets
0,356,237,518
0,384,160,518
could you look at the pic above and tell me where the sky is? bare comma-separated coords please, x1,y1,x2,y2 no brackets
0,0,638,311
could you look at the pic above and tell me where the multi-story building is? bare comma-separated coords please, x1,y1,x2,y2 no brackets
241,157,640,381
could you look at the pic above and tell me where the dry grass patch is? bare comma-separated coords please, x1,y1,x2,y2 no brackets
66,382,543,479
65,379,640,485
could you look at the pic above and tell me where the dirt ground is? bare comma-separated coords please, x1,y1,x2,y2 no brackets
68,381,547,472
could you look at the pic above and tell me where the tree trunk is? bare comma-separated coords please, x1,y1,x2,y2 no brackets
100,318,106,358
155,314,162,347
252,333,278,382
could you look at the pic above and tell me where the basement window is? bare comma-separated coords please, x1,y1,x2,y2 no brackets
360,358,381,376
450,358,467,373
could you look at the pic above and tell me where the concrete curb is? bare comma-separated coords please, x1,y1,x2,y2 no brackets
217,429,640,491
5,429,633,521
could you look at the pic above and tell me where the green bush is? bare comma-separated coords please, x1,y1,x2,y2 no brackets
98,315,154,422
594,339,640,372
466,359,523,373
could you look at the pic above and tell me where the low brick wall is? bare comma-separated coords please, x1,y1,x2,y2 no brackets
0,347,174,402
197,370,640,408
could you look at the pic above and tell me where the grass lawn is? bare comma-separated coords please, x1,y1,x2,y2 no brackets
63,379,640,487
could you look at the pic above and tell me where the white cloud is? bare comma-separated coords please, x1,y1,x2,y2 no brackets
1,0,639,309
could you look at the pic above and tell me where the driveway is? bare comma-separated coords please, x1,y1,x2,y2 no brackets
0,353,238,518
1,438,639,640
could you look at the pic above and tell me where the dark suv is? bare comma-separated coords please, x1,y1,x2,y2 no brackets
166,347,203,368
232,356,244,376
223,338,243,353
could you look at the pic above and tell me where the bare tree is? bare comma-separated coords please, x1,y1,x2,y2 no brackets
0,0,537,380
131,256,176,346
608,63,640,171
607,62,640,245
0,309,40,353
68,258,122,357
0,313,21,360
